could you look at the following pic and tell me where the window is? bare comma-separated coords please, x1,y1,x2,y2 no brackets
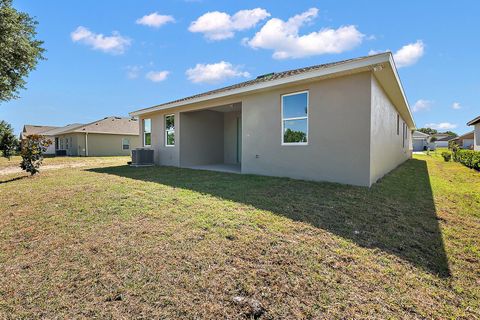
165,114,175,146
281,91,308,145
143,119,151,147
396,114,400,135
402,122,406,148
66,137,69,150
122,138,130,150
60,138,64,149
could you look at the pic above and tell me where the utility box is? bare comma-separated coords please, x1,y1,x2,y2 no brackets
131,148,154,167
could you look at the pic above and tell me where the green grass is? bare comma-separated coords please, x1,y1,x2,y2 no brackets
0,154,478,318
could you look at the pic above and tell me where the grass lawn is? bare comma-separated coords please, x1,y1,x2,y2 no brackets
0,154,479,318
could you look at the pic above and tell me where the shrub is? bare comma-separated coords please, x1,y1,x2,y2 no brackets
453,149,480,171
441,152,452,162
20,134,52,175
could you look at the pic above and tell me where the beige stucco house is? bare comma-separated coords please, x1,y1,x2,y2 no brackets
38,117,140,156
467,116,480,151
130,53,415,187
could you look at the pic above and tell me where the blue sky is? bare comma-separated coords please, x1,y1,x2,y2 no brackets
1,0,479,135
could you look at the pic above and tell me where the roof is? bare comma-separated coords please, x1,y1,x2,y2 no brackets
130,52,415,128
436,135,456,142
455,131,474,140
467,115,480,126
22,125,59,137
63,117,139,135
42,123,85,136
413,131,430,138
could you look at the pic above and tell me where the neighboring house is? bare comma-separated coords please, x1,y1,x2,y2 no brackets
412,131,435,151
51,117,140,156
20,125,59,155
130,53,414,187
432,134,456,148
451,131,474,149
467,115,480,151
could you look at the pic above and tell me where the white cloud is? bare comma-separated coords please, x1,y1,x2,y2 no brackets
425,122,457,130
189,8,270,40
126,66,142,79
452,102,461,110
146,70,170,82
413,99,433,112
186,61,250,84
393,40,424,68
246,8,364,59
136,12,175,28
71,26,131,54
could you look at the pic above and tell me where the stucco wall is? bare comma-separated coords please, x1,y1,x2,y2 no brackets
58,133,139,156
85,133,139,156
179,110,224,166
142,111,180,166
370,76,411,185
224,111,241,164
475,124,480,151
241,72,372,186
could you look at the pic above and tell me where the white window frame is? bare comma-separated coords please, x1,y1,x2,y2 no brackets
122,138,130,150
281,90,309,146
165,114,175,147
143,118,151,147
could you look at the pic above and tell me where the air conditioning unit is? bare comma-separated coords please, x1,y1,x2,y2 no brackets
131,148,154,167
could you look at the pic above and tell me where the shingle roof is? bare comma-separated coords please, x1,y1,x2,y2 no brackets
23,125,59,135
69,117,139,135
133,53,389,114
467,115,480,126
436,135,456,142
42,123,85,136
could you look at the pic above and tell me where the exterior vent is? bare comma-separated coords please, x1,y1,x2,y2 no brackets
131,148,154,167
256,72,275,80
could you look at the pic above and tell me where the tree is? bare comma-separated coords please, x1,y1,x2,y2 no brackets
0,120,18,159
442,130,458,137
418,128,438,135
0,123,17,159
20,134,51,175
0,0,45,102
284,129,307,143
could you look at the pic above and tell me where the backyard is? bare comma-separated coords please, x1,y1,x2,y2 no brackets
0,153,479,319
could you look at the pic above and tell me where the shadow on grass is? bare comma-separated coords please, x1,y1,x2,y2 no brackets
88,159,450,277
0,175,29,184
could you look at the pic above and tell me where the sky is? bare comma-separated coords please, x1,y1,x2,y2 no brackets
1,0,479,136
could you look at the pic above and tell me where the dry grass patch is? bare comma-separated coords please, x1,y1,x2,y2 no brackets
0,155,479,319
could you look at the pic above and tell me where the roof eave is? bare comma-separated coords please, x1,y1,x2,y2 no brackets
130,53,393,117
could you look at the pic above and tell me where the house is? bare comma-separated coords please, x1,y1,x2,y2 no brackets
130,52,415,187
432,133,456,148
451,131,474,149
20,125,59,155
467,116,480,151
46,117,140,156
412,131,435,151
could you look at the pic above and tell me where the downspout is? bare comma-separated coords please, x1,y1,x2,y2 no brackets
85,132,89,157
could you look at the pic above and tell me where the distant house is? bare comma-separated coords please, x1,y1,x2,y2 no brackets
412,131,435,151
130,52,415,187
451,131,474,149
432,133,456,148
22,117,140,157
20,125,59,155
467,116,480,151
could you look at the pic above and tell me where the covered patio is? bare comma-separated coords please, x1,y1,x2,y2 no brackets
179,102,242,173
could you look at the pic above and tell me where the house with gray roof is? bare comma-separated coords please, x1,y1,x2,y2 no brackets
22,117,140,157
467,115,480,151
130,52,415,187
20,125,60,155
